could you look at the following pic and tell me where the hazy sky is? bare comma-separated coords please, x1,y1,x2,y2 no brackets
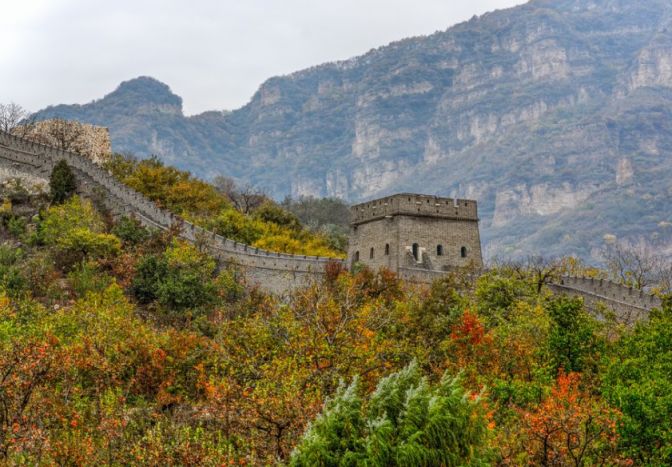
2,0,526,115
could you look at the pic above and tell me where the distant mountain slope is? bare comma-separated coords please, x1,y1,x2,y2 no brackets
32,0,672,261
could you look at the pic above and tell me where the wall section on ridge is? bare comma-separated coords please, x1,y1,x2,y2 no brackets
0,129,666,311
0,130,342,294
547,276,662,324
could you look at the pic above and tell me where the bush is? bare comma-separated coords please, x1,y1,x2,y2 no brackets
111,216,150,246
131,254,167,304
68,261,113,297
7,216,27,237
38,197,120,269
39,196,105,242
49,160,77,204
0,244,26,297
290,362,492,466
254,201,302,231
132,242,217,310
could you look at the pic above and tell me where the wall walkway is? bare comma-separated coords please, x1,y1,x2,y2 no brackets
0,129,665,312
548,276,662,324
0,130,342,293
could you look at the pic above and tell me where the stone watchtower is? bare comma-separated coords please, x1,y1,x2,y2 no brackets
347,193,483,273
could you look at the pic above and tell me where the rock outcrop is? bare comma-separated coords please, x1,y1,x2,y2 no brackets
31,0,672,261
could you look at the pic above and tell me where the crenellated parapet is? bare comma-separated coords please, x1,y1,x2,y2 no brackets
548,276,662,324
1,129,665,308
0,130,343,293
350,193,479,226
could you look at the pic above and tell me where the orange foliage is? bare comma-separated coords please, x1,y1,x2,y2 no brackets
519,371,628,466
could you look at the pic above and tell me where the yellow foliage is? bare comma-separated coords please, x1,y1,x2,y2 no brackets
0,198,11,215
105,154,343,258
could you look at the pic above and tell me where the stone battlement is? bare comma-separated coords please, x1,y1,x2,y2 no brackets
351,193,479,226
548,276,662,324
0,130,342,293
0,127,664,319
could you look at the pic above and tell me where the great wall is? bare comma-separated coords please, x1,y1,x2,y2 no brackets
0,130,339,293
0,129,664,320
548,276,662,324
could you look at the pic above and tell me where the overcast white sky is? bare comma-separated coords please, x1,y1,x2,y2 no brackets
1,0,526,115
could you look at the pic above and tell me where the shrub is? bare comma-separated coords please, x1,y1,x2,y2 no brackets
0,244,26,297
290,362,492,466
132,242,217,310
254,201,302,231
7,216,27,237
111,216,150,246
38,196,120,269
68,261,113,297
131,254,167,304
49,160,77,204
39,196,105,242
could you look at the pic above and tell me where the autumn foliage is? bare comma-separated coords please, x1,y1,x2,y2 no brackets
0,168,668,464
520,371,625,466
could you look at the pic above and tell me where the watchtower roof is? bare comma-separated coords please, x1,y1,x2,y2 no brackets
350,193,479,225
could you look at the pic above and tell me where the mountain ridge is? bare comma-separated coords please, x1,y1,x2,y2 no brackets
31,0,672,261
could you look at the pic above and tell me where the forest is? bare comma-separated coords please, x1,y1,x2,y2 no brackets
0,156,670,466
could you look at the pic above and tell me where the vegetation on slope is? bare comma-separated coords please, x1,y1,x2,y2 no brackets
0,182,670,464
104,154,344,257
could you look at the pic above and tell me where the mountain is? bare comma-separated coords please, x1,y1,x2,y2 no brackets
31,0,672,261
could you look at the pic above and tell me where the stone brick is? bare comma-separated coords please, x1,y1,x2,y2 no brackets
348,193,483,272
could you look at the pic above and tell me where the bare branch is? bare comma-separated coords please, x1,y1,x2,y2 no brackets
0,103,29,133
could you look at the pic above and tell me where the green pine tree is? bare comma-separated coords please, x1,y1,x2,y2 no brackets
49,159,77,204
290,362,492,466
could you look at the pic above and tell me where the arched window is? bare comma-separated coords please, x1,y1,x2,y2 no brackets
370,247,375,259
385,243,390,255
461,246,467,258
412,243,419,261
437,245,444,256
354,251,360,261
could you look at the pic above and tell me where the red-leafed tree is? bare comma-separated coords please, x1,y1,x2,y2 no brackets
521,371,628,466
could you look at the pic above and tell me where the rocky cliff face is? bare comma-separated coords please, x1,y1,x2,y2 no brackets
31,0,672,261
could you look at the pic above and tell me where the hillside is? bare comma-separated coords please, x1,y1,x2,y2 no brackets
31,0,672,261
0,184,671,463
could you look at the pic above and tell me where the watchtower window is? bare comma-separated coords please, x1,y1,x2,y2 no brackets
370,247,374,259
461,246,467,258
354,251,360,261
385,243,390,255
412,243,419,261
437,245,443,256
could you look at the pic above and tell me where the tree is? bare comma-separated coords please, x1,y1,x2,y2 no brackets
49,160,77,204
547,296,602,374
254,201,302,231
132,241,217,310
602,241,663,290
111,216,150,246
524,256,563,294
603,303,672,464
0,103,29,133
39,196,119,269
213,175,266,214
475,270,534,325
290,362,492,466
520,371,624,466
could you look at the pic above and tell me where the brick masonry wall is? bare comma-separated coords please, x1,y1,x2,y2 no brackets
348,216,399,270
350,193,478,224
348,193,484,272
547,276,662,324
0,130,341,294
0,129,664,312
396,216,483,270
